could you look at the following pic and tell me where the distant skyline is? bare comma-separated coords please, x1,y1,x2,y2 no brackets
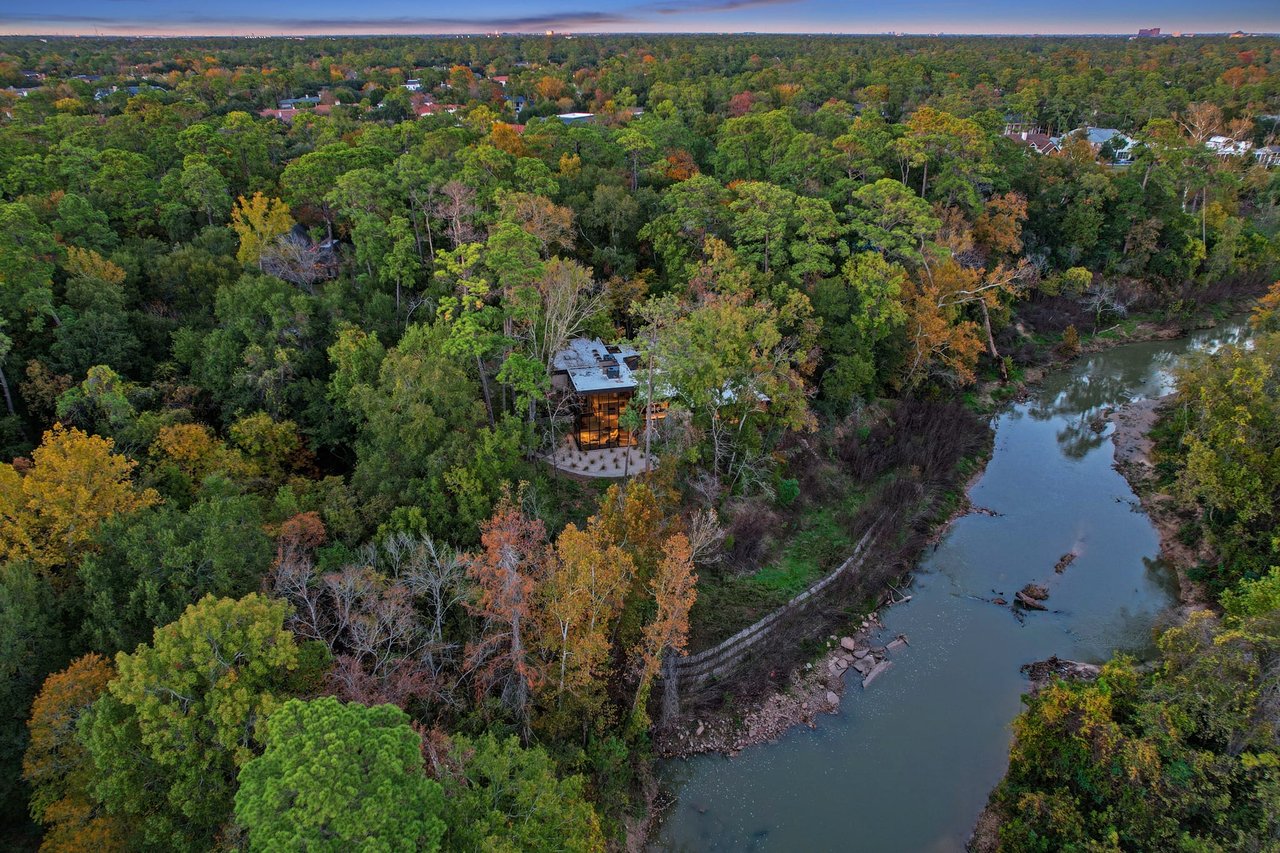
2,0,1279,37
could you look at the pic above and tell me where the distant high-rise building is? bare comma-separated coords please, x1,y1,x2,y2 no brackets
1137,27,1161,37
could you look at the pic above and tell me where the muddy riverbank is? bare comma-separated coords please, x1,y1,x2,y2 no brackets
1107,396,1219,610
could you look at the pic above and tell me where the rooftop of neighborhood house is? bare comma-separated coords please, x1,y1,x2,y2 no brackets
553,338,640,394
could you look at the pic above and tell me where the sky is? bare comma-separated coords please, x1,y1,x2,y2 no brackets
2,0,1279,37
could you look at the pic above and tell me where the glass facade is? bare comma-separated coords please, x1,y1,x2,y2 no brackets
574,391,637,450
572,393,669,451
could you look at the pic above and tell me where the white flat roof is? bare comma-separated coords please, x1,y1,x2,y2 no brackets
553,338,639,394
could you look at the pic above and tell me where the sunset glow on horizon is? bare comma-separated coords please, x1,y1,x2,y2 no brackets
4,0,1279,37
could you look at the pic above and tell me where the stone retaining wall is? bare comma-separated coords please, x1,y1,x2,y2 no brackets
658,523,882,714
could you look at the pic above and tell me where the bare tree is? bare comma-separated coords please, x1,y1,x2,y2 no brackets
516,259,605,423
260,231,338,294
370,532,469,678
1177,101,1223,145
269,530,470,708
684,508,726,565
431,180,479,248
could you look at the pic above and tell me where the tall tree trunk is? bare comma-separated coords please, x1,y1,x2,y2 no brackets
477,355,495,427
0,365,15,417
645,331,656,473
980,299,1005,381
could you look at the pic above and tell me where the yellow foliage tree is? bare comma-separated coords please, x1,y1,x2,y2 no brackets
229,192,294,269
63,247,125,286
151,422,247,484
0,424,158,573
540,520,633,710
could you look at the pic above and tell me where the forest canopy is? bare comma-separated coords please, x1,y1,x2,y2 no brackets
1,31,1278,851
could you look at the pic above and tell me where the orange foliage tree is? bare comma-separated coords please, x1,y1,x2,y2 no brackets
490,123,526,158
22,653,126,853
973,191,1028,259
464,491,549,738
902,259,1028,386
1251,279,1280,332
631,534,696,719
0,424,158,574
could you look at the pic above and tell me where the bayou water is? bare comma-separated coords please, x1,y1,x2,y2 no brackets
652,321,1252,853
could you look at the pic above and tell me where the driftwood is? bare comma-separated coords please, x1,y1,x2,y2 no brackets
1015,592,1047,610
1016,584,1049,611
862,660,894,688
1054,552,1078,573
1021,655,1102,685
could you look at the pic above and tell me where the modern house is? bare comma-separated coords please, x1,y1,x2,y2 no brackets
556,112,595,125
278,95,321,108
403,79,422,92
551,338,665,450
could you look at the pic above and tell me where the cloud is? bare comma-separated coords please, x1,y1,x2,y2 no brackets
2,0,808,34
648,0,803,15
0,10,641,33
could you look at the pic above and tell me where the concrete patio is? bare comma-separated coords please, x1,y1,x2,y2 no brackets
543,437,655,478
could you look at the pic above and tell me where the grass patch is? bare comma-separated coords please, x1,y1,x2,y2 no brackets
745,507,854,596
687,493,862,650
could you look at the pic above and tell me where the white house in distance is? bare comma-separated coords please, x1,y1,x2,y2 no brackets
1256,145,1280,168
556,112,595,125
1049,127,1137,163
1206,135,1254,158
403,79,422,92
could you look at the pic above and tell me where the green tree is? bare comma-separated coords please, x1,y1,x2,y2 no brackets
234,697,445,852
845,179,940,267
78,495,272,654
814,251,909,407
441,733,604,853
179,154,232,226
0,201,58,338
0,561,68,825
82,593,301,852
89,149,157,236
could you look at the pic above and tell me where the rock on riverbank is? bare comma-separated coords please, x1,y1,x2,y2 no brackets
655,614,912,758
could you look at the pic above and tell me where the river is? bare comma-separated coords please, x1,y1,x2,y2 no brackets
651,320,1253,853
